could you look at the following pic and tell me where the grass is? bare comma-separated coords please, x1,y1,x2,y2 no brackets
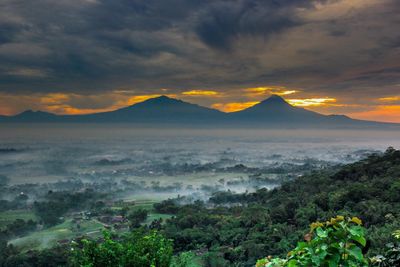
110,199,174,226
0,210,37,228
144,213,173,225
121,192,179,203
131,200,157,211
9,219,104,251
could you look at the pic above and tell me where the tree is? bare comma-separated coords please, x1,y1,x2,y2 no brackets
127,208,148,228
202,252,230,267
71,230,173,267
170,252,202,267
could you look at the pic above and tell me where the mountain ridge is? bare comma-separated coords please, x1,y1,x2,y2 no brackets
0,95,397,128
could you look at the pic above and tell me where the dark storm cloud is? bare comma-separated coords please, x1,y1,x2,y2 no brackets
0,0,399,111
0,0,212,92
0,22,23,44
194,0,312,50
326,67,400,95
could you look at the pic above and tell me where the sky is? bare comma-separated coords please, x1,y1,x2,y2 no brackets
0,0,399,122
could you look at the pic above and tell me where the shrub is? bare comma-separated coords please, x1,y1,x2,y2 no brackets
256,216,369,267
371,230,400,267
70,230,173,267
170,251,202,267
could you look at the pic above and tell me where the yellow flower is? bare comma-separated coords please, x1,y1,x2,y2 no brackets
350,217,362,225
310,222,324,232
336,215,344,221
329,215,344,225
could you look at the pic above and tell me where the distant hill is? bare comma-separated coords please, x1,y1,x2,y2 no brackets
228,95,358,126
74,95,225,123
0,95,398,128
3,110,60,123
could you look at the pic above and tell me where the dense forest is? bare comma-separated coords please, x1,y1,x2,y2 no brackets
155,147,400,265
1,148,400,266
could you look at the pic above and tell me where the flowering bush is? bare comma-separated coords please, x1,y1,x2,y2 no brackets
256,216,368,267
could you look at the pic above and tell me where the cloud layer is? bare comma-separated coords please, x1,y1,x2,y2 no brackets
0,0,399,121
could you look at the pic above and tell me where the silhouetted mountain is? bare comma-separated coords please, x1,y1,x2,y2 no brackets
229,95,354,126
0,95,397,128
75,95,225,123
0,110,59,122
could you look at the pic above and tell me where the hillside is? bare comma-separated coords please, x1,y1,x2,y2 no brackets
155,148,400,265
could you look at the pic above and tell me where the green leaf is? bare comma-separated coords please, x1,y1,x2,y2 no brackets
328,260,337,267
328,254,340,267
288,259,298,267
316,227,328,238
311,255,321,265
296,242,307,249
352,236,366,247
349,226,363,237
347,246,363,261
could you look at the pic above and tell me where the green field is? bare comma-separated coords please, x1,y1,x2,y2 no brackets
120,199,174,223
9,219,104,251
112,199,174,224
5,197,174,251
0,210,37,228
131,199,159,210
145,213,174,224
121,192,179,203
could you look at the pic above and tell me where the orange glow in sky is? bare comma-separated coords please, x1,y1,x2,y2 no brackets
210,97,339,113
287,98,337,107
348,105,400,123
182,90,220,96
46,106,115,115
244,86,298,97
378,96,400,102
212,102,259,112
1,90,400,123
125,94,177,106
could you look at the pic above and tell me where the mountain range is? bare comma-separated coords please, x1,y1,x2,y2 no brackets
0,95,397,128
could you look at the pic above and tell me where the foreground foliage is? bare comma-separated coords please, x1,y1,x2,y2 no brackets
170,252,202,267
370,230,400,266
70,230,173,267
256,216,368,267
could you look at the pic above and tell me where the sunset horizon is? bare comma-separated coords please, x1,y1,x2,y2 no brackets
1,0,400,123
1,90,400,123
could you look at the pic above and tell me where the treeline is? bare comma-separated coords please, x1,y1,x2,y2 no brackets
154,147,400,265
33,189,106,226
0,219,36,241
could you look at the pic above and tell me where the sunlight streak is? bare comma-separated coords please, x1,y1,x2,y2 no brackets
288,98,337,107
182,90,220,96
244,86,298,97
212,102,259,112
